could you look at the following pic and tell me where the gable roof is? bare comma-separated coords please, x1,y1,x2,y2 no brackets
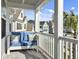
13,8,22,20
16,19,24,23
40,21,45,25
28,20,35,24
40,21,49,26
8,8,22,21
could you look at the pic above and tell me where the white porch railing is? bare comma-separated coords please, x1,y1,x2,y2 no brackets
59,37,78,59
38,33,78,59
6,33,78,59
38,33,54,58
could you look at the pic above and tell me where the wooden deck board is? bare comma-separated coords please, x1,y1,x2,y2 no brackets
2,49,48,59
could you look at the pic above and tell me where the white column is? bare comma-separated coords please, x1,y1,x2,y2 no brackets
22,23,24,31
35,8,40,32
12,22,14,32
6,7,10,35
6,7,11,55
15,21,17,32
54,0,63,59
7,35,10,54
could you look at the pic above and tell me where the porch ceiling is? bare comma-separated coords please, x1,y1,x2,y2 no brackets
4,0,48,9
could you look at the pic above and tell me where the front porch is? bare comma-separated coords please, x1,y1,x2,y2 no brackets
1,0,78,59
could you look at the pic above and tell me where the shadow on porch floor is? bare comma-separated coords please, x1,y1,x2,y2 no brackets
3,49,48,59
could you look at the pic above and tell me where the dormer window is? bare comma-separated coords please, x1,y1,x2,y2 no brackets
21,13,23,17
24,24,26,29
23,16,26,21
17,23,22,29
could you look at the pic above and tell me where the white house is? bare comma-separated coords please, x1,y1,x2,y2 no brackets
52,20,54,33
43,22,49,33
11,9,27,32
40,21,49,33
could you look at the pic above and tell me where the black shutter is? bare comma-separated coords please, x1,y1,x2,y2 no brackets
1,18,6,38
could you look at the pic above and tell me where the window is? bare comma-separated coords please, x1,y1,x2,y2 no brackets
17,23,22,29
40,26,42,28
24,24,26,29
21,13,23,18
1,18,6,38
9,23,11,32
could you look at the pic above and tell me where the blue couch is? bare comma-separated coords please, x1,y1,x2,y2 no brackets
11,32,37,47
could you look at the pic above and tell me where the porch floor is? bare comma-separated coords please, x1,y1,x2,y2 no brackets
2,49,48,59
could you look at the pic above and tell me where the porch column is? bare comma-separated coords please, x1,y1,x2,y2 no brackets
6,7,11,54
6,7,10,35
54,0,63,59
35,8,40,32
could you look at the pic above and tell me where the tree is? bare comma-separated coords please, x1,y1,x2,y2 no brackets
63,11,78,38
70,11,78,38
63,12,69,29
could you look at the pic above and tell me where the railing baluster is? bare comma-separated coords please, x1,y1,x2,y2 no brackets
62,40,64,59
74,44,78,59
52,38,54,58
50,37,51,56
58,40,64,59
46,35,48,52
70,42,73,59
50,37,52,57
49,37,51,55
66,42,68,59
47,38,49,52
48,36,50,54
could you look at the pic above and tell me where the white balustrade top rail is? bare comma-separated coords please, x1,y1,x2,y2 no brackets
38,32,78,44
38,32,54,37
59,36,78,44
38,33,78,43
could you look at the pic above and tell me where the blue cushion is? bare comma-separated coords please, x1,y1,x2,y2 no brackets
31,40,37,45
11,32,23,43
10,41,21,46
21,32,32,46
11,32,21,45
11,32,20,35
21,40,32,45
20,32,24,42
23,32,29,41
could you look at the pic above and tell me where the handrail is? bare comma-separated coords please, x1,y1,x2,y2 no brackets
59,36,78,44
38,33,78,43
38,32,54,37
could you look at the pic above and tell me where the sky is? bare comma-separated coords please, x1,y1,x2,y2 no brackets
24,0,78,21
